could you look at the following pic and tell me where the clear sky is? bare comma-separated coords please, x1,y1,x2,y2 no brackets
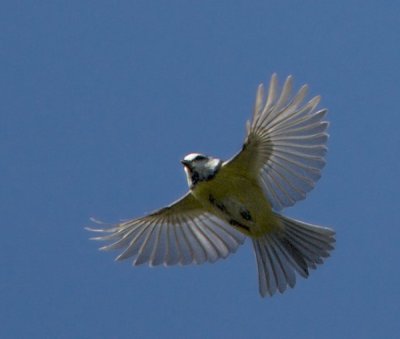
1,1,399,338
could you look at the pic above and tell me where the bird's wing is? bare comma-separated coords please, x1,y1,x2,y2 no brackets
87,192,245,266
224,74,328,211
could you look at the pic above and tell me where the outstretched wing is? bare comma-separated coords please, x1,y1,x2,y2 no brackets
224,74,328,211
87,193,245,266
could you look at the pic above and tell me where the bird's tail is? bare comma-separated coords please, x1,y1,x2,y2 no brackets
252,214,335,297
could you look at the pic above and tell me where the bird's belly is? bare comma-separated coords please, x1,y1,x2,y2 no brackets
192,175,279,237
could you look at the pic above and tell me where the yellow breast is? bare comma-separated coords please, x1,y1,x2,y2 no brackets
191,166,280,237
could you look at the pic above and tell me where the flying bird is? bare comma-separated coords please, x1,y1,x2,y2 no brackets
87,74,335,297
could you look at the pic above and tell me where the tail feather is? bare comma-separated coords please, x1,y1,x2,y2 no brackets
252,214,335,297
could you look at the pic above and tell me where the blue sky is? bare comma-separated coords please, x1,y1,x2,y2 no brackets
1,1,399,338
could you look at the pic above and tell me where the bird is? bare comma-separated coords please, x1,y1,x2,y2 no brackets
87,74,335,297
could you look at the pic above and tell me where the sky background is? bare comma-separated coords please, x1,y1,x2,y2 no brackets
1,1,399,338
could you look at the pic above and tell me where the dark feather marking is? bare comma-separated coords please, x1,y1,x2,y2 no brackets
240,209,252,221
229,219,250,232
208,194,250,231
208,194,227,213
191,172,200,186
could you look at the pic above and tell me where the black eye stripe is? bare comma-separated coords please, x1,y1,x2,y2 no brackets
194,155,207,161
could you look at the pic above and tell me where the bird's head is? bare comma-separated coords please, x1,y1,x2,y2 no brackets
181,153,222,188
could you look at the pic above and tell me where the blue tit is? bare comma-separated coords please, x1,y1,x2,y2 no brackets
87,74,335,297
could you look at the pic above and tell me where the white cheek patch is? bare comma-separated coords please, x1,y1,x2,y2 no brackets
206,158,221,170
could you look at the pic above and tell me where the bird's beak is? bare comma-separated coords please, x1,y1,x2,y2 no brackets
181,159,190,167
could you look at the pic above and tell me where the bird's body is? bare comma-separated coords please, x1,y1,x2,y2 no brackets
192,162,278,237
88,74,335,297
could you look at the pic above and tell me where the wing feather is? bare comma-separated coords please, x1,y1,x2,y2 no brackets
225,74,328,210
87,193,246,266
